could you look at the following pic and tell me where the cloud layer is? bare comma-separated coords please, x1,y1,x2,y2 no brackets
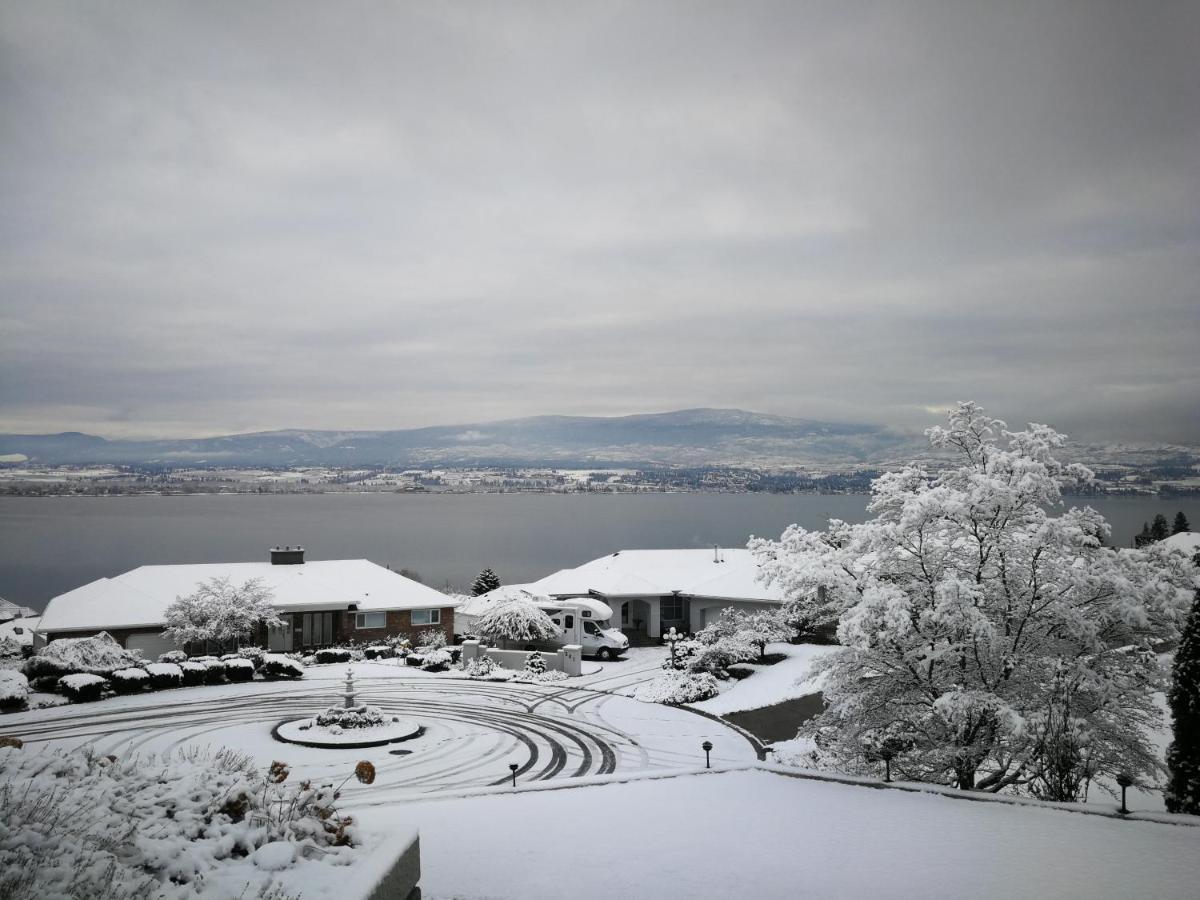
2,1,1197,441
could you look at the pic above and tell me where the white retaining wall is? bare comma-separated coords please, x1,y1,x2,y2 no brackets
460,640,582,676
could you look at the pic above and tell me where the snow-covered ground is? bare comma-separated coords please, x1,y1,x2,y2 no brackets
360,768,1200,900
691,641,837,716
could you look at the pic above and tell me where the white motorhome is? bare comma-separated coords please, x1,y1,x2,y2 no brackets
535,598,629,660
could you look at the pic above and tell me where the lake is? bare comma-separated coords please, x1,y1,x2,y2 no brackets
0,493,1193,611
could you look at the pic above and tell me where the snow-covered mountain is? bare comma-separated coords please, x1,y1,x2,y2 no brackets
0,409,919,468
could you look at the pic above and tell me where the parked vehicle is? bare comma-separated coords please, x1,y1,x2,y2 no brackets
526,598,629,660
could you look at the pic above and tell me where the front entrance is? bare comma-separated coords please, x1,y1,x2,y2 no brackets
297,611,340,649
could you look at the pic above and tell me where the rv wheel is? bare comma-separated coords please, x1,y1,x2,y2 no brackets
596,648,611,661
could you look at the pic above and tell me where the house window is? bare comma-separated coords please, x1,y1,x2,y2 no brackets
355,612,386,629
660,597,684,621
411,608,441,626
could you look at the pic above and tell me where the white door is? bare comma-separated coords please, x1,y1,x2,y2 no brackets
125,631,179,662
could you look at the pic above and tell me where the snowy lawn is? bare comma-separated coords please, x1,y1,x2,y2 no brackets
690,641,838,716
360,769,1200,900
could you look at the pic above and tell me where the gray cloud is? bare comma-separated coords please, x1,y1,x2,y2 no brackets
1,1,1197,441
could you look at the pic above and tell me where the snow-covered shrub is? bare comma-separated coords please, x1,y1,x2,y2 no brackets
463,655,512,680
59,673,108,702
235,646,265,669
224,657,255,682
145,662,183,690
635,670,721,705
687,638,755,678
314,704,386,730
25,631,140,680
475,598,559,645
420,648,452,672
386,636,412,656
0,670,29,710
179,661,207,686
0,636,22,660
157,649,188,665
0,745,369,900
201,658,227,684
363,644,393,660
417,628,447,651
261,654,304,680
524,650,546,676
515,668,568,684
314,648,352,665
111,667,150,694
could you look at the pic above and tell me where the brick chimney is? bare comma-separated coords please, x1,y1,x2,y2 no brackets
270,546,305,565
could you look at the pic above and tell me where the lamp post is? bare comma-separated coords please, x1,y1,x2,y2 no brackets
509,763,519,788
702,740,713,769
664,627,682,668
1116,773,1133,815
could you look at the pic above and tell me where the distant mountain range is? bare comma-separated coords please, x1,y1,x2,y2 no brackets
0,409,924,469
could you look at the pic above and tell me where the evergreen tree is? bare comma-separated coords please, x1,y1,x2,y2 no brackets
1174,512,1192,535
471,567,501,596
1134,522,1153,548
1165,553,1200,814
1151,514,1171,543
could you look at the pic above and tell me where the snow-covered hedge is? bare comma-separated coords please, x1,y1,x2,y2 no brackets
179,661,208,686
110,667,150,694
261,654,304,680
225,647,265,670
59,673,109,703
420,648,453,672
157,649,188,665
146,662,183,690
635,671,721,705
0,670,29,710
314,704,386,730
190,656,227,684
463,655,512,680
363,644,393,660
25,632,142,680
314,648,352,665
224,657,255,682
0,745,367,900
0,636,22,660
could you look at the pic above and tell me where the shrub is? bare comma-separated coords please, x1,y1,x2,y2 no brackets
404,654,423,667
235,646,265,669
463,655,510,680
314,648,352,665
157,649,188,665
418,628,447,651
687,638,756,678
363,644,393,660
0,671,29,710
59,673,108,702
420,648,452,672
0,636,22,660
387,636,412,656
261,654,304,680
110,667,150,694
25,632,141,681
179,661,208,686
524,650,547,675
145,662,183,690
202,660,226,684
314,704,386,730
224,658,255,682
635,671,721,705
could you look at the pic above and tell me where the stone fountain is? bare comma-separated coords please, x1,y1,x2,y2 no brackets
274,666,420,749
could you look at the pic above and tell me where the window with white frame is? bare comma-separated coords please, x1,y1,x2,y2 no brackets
355,612,386,629
411,608,441,626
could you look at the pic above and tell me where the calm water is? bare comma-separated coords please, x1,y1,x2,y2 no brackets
0,493,1193,611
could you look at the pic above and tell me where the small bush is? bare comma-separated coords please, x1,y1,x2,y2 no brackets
59,673,108,702
314,704,386,730
420,648,452,672
418,628,447,651
635,671,721,705
0,670,30,710
145,662,183,690
110,667,150,694
234,646,265,669
25,631,141,681
463,655,509,680
180,661,208,686
224,658,255,682
261,654,304,680
314,648,352,665
363,644,393,660
524,650,547,675
202,660,226,684
387,636,413,656
157,649,188,665
404,654,423,667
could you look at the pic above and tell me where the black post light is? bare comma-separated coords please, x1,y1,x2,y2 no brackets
509,763,519,788
1116,773,1133,815
702,740,713,769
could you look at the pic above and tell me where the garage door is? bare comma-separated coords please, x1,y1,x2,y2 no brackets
125,631,179,662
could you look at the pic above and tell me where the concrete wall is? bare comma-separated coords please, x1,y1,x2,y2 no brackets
461,640,582,676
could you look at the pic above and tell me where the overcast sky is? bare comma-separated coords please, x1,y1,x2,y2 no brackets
1,1,1197,442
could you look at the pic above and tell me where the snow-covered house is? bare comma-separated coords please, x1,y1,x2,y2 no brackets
524,548,785,638
36,547,459,658
0,598,38,623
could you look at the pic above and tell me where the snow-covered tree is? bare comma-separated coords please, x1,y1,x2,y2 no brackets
474,598,558,645
1174,512,1192,535
696,607,793,660
471,568,501,596
751,402,1195,797
1166,551,1200,814
162,577,281,649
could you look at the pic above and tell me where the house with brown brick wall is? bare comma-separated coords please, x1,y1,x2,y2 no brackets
35,547,458,658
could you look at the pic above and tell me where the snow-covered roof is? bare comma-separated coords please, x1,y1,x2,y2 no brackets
1161,531,1200,557
0,598,37,620
0,615,40,646
527,549,785,603
38,560,456,634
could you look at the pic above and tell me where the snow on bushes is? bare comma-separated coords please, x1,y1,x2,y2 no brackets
146,662,183,689
0,745,371,900
314,648,352,665
262,653,304,679
59,673,108,702
463,655,511,680
314,704,386,730
25,631,141,680
0,670,29,710
0,636,22,660
418,628,447,651
524,650,547,676
224,657,256,682
111,667,150,693
420,648,453,672
363,644,393,660
157,649,188,664
179,661,207,686
635,671,721,705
